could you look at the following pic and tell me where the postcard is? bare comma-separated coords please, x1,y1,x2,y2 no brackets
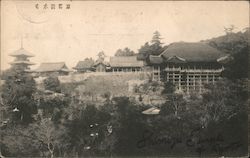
0,0,249,157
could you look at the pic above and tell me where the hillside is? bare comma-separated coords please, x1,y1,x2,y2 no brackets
202,28,249,55
202,28,249,80
57,72,166,106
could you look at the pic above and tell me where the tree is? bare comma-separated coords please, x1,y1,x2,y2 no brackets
114,47,135,56
1,124,41,157
224,25,237,34
150,31,164,55
1,70,37,124
221,46,248,80
151,31,163,46
207,27,249,80
28,118,69,158
39,96,70,123
110,97,148,156
161,81,186,117
83,57,95,64
137,42,152,60
202,79,247,123
97,51,106,61
161,81,175,95
1,118,69,157
43,76,61,93
137,31,164,60
0,68,15,80
65,104,111,156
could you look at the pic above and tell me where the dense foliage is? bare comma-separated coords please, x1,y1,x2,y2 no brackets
206,28,249,80
43,76,61,93
137,31,166,60
115,47,135,56
1,78,247,157
1,70,37,124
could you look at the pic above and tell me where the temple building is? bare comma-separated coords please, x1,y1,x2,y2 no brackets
93,60,110,72
35,62,70,76
148,42,229,93
109,56,144,72
9,47,35,72
73,58,95,73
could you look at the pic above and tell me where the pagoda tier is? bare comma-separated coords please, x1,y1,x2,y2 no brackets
9,61,35,65
9,47,35,71
9,48,34,57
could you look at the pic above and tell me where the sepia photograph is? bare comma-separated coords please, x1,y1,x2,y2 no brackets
0,0,249,157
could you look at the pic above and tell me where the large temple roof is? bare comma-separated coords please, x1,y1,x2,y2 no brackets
160,42,227,62
110,56,144,67
36,62,70,72
9,48,34,57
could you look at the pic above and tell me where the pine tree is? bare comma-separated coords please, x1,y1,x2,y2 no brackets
150,31,164,55
137,31,164,60
151,31,163,46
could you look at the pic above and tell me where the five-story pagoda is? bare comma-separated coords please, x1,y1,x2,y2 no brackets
9,46,35,72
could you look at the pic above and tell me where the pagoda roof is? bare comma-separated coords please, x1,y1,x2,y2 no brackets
35,62,70,72
10,48,34,57
10,61,35,65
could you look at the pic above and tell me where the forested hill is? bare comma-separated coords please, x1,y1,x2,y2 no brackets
202,28,249,55
202,28,249,80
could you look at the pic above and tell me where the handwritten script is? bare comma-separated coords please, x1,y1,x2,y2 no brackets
136,128,242,154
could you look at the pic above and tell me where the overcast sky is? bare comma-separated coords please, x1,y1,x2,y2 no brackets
1,1,249,70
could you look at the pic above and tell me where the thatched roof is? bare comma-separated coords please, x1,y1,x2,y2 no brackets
161,42,226,62
110,56,144,67
36,62,69,72
10,48,34,57
73,59,94,70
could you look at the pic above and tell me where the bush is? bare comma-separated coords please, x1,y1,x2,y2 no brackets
43,76,61,93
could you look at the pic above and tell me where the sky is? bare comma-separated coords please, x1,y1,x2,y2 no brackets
1,0,249,70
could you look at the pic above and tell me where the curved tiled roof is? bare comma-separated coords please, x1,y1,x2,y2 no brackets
9,48,34,57
161,42,227,62
148,55,163,64
110,56,144,67
36,62,69,72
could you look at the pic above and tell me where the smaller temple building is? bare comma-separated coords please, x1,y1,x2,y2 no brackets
35,62,70,76
109,56,144,72
93,60,110,72
73,58,95,73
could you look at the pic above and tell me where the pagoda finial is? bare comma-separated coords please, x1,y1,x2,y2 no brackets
21,35,23,48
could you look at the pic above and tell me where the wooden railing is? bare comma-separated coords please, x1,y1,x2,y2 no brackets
165,67,223,73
